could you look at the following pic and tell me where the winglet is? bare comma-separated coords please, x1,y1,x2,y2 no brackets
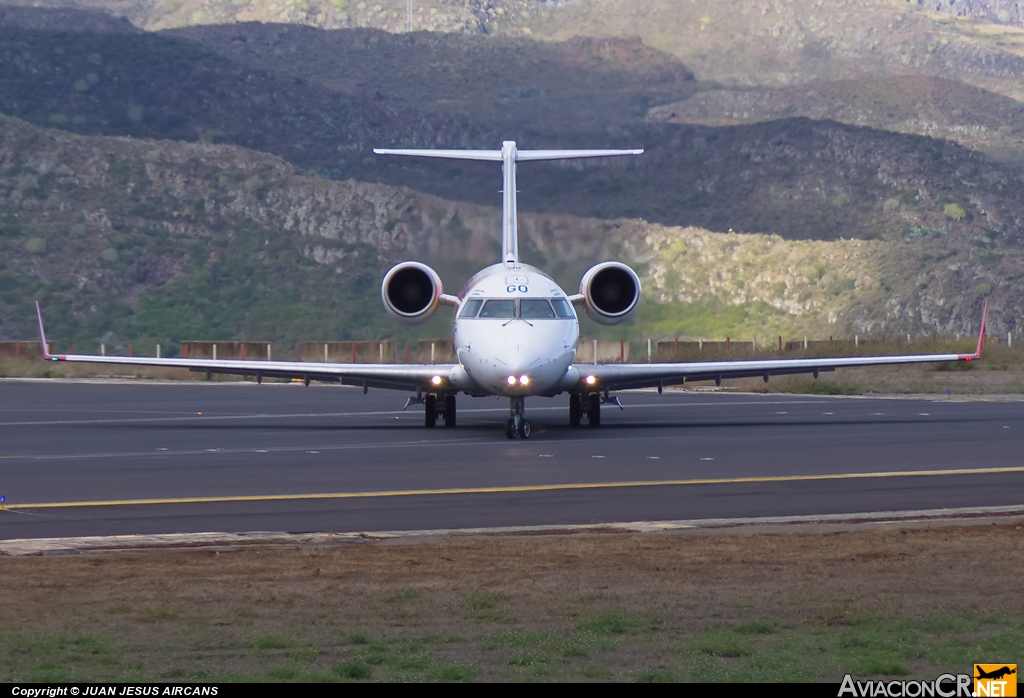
35,301,54,360
962,299,988,361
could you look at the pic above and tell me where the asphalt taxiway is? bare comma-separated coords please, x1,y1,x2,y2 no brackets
1,380,1022,539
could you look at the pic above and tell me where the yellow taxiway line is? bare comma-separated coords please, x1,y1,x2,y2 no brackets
3,465,1023,511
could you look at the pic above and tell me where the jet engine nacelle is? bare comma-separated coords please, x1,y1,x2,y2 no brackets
381,261,444,324
579,261,641,325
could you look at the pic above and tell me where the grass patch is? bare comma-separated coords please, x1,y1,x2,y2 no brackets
382,590,419,603
576,612,639,636
334,662,371,680
249,635,288,650
142,607,177,622
468,590,513,622
486,629,548,649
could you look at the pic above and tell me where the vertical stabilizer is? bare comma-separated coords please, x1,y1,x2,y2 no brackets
500,141,518,265
374,143,643,266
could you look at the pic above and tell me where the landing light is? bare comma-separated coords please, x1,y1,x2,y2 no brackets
431,375,442,385
507,375,517,385
585,375,597,385
519,375,530,386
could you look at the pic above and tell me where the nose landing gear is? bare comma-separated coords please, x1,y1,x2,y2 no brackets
506,396,531,439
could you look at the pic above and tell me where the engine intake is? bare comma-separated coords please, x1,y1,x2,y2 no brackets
381,261,443,323
579,261,641,325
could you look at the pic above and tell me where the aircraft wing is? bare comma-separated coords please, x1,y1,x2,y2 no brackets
576,302,988,393
34,303,456,392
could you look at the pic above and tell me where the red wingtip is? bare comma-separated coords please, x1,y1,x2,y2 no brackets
35,301,52,360
974,299,988,359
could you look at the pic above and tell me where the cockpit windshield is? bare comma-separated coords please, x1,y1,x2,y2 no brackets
460,298,576,320
459,299,483,318
520,300,555,319
479,299,516,318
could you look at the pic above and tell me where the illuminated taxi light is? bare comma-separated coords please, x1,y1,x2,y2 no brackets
507,375,517,385
585,375,597,385
519,375,530,386
431,375,442,385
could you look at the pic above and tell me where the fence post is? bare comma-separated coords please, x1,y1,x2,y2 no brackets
855,335,858,348
778,336,782,351
101,344,106,356
647,338,651,361
698,338,702,351
267,343,272,360
619,340,624,361
803,337,807,350
213,344,217,361
325,344,329,362
379,342,383,362
593,339,597,364
726,336,730,349
241,344,246,360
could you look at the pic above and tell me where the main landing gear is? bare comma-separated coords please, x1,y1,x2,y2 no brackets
506,396,531,439
424,393,457,428
569,393,601,427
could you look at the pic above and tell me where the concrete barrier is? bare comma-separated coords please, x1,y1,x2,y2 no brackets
301,341,397,363
0,341,53,360
181,341,273,360
576,339,632,363
417,339,456,363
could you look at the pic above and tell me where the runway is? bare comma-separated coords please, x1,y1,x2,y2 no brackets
1,380,1022,539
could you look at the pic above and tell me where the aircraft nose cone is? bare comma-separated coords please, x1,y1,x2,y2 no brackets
495,344,543,377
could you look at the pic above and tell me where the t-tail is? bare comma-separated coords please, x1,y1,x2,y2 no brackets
373,142,643,267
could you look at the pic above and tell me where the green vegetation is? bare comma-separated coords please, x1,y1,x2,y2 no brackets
1,609,1019,682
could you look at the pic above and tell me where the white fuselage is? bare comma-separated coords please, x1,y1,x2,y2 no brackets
451,263,579,397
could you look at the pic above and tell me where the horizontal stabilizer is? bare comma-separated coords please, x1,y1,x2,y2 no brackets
373,148,643,162
515,149,643,161
373,149,503,161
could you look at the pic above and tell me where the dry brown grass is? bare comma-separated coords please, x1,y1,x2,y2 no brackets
1,522,1022,681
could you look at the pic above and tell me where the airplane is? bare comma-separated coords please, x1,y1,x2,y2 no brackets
975,666,1016,681
35,141,988,439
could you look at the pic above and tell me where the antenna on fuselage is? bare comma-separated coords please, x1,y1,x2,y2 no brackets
373,142,643,266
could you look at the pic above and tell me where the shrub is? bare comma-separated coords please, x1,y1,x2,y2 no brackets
882,198,900,213
944,203,966,221
25,237,47,254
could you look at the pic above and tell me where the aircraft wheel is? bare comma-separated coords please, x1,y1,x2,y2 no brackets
425,395,437,428
444,394,456,428
505,418,516,439
518,419,532,439
588,394,601,427
568,394,581,426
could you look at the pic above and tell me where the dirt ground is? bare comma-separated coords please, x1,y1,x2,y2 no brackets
2,520,1023,682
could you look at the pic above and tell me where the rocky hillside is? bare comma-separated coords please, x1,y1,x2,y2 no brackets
648,76,1024,164
3,12,1023,246
0,2,1022,349
927,0,1024,28
12,0,1024,101
0,115,1013,352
